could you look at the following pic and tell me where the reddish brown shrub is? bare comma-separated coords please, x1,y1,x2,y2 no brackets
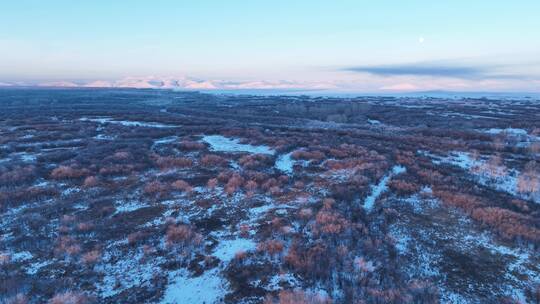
257,240,285,257
54,236,81,257
262,178,279,192
83,176,99,188
127,231,148,246
388,179,421,195
0,252,10,265
81,250,101,265
207,178,218,189
416,169,443,184
200,154,227,167
166,224,202,248
98,164,135,176
298,208,313,220
285,242,331,279
234,250,247,261
225,173,244,195
112,151,131,160
51,166,90,180
155,156,193,170
244,180,258,192
517,169,539,195
5,293,28,304
48,291,88,304
395,151,415,166
264,290,331,304
0,166,36,185
315,210,348,235
239,224,251,237
530,142,540,154
172,180,193,193
76,222,94,232
143,181,169,196
179,140,206,151
433,190,483,212
238,154,272,169
292,150,326,162
471,207,540,243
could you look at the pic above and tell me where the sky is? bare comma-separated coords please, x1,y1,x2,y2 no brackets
1,1,539,92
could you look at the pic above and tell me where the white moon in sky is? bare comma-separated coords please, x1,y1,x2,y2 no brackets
419,37,425,43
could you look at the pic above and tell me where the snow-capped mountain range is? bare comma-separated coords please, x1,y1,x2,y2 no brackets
0,76,338,91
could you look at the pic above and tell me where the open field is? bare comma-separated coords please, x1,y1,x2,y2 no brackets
1,88,539,303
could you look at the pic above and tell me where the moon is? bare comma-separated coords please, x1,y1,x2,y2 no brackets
418,37,425,43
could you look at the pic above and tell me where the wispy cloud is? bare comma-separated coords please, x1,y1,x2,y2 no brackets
343,61,536,80
346,64,485,79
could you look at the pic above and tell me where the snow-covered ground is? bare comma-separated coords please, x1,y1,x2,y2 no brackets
152,136,179,150
424,151,539,203
484,128,529,136
213,237,256,262
96,249,165,298
162,268,226,304
275,152,294,174
389,192,540,303
481,128,540,148
80,117,178,128
202,135,275,155
114,200,148,214
363,165,406,212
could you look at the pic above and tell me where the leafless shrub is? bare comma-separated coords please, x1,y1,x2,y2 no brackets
238,154,273,169
207,178,218,189
155,156,193,170
225,173,244,195
48,291,89,304
471,207,540,243
388,179,420,195
171,179,193,193
0,252,11,265
5,293,29,304
200,154,227,167
257,239,284,257
83,176,99,188
264,289,331,304
166,224,203,249
0,166,36,186
128,231,148,246
81,250,101,265
143,181,169,196
51,166,90,180
179,140,206,151
54,236,81,258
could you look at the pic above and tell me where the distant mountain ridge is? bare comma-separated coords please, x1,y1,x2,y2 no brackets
0,76,337,91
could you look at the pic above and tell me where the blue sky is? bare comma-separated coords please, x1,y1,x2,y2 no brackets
1,1,539,92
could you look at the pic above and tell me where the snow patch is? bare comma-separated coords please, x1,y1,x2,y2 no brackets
202,135,275,155
275,152,294,174
161,268,225,304
363,165,406,212
80,117,177,128
114,200,148,214
213,238,256,262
